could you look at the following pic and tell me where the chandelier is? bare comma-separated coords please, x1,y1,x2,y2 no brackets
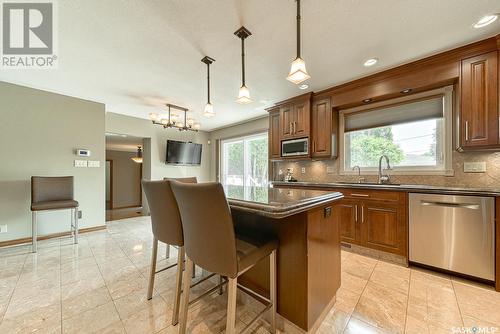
149,104,200,132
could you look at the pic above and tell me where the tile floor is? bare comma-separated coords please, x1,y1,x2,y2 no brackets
1,216,499,334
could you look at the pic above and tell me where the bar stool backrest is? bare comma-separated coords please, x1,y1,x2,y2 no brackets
142,177,196,247
171,182,238,278
31,176,74,204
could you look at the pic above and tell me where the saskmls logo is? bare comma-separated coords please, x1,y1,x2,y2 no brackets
1,0,57,69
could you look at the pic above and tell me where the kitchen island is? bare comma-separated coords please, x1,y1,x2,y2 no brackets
225,186,343,333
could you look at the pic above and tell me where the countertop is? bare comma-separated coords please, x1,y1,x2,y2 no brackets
225,185,343,218
271,181,500,196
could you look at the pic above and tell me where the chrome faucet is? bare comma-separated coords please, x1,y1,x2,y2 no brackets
352,165,365,183
378,155,391,184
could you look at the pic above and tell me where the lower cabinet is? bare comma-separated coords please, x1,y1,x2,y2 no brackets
334,189,407,257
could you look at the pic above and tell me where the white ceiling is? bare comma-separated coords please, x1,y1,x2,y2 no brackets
1,0,499,131
106,133,143,152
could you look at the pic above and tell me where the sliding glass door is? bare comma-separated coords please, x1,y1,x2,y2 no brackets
220,132,268,199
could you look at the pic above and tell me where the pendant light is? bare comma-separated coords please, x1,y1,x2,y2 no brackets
286,0,311,84
131,146,143,163
234,26,252,104
201,56,216,118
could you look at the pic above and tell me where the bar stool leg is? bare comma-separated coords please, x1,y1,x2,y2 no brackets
31,211,37,253
192,262,196,278
73,208,79,244
172,246,185,325
218,275,224,295
70,208,75,238
225,277,237,334
178,256,194,334
270,250,277,334
147,237,158,300
165,244,170,259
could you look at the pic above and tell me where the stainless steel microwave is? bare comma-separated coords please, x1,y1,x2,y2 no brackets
282,138,309,157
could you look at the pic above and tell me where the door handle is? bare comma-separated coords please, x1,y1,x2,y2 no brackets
350,193,369,197
354,204,358,222
420,200,479,210
465,121,469,142
361,206,364,223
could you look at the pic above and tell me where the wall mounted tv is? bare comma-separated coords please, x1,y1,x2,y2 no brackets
166,140,202,166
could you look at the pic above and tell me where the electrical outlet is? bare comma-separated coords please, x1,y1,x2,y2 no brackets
301,167,306,174
74,160,87,167
78,211,82,219
326,166,335,174
278,169,283,175
88,160,100,168
0,225,7,233
464,162,486,173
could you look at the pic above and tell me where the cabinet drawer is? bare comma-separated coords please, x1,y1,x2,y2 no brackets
338,188,404,203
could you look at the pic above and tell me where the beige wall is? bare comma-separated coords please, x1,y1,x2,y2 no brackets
0,81,105,242
106,150,142,208
105,112,211,182
208,116,269,181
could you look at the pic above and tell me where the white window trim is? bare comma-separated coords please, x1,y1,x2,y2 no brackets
219,131,269,186
339,86,454,176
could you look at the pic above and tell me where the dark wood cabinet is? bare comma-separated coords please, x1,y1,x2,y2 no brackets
311,97,332,158
268,108,281,159
336,199,360,244
279,95,311,140
459,51,499,150
280,104,294,138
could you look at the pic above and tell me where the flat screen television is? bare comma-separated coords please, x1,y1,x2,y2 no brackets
166,140,202,165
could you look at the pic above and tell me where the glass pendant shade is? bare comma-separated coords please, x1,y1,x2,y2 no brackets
149,112,158,121
203,102,215,118
193,122,201,130
160,118,168,125
236,85,252,104
131,147,143,163
286,57,310,84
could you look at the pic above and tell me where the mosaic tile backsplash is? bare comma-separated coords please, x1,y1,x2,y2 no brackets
273,151,500,189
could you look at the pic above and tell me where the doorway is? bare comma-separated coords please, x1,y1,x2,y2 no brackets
105,133,145,221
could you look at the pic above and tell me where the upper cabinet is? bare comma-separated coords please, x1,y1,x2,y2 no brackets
311,97,338,158
459,51,499,150
279,94,311,140
268,108,281,159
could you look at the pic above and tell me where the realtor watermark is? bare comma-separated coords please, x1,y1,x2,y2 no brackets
452,326,499,334
1,0,57,69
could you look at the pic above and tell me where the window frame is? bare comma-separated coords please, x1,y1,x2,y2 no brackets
218,131,269,188
339,86,454,176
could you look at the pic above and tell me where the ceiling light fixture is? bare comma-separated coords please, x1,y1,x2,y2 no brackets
131,146,143,163
363,58,378,67
299,84,309,90
473,14,498,28
201,56,216,118
235,26,252,104
287,0,311,84
149,104,200,132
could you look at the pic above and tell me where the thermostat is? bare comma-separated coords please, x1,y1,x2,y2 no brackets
77,149,91,157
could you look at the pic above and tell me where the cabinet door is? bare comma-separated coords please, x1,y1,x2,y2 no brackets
294,101,310,137
280,104,294,139
335,199,361,245
460,51,499,149
311,98,332,157
269,110,281,159
361,201,406,256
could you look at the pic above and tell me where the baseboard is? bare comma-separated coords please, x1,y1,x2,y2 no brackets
0,225,106,248
109,205,142,210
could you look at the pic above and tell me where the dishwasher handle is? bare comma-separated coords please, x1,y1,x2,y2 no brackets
420,200,479,210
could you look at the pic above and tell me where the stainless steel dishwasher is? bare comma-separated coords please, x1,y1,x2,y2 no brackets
409,193,495,281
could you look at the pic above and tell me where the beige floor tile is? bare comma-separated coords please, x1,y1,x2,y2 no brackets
105,271,149,300
352,281,407,334
62,286,112,320
343,316,388,334
453,281,500,325
0,302,61,334
462,314,500,333
316,309,350,334
60,273,106,301
334,287,361,314
341,271,368,293
369,261,410,295
342,253,377,280
7,285,61,318
62,301,121,334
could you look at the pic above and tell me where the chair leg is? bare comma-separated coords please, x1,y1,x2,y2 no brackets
178,256,194,333
73,208,79,244
165,243,170,259
147,237,158,300
218,275,224,295
270,250,277,334
192,262,196,278
31,211,37,253
172,246,185,326
225,277,237,334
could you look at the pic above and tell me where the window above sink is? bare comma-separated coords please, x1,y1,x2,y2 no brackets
339,86,454,176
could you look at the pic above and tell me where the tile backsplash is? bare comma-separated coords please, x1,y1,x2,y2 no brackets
273,151,500,189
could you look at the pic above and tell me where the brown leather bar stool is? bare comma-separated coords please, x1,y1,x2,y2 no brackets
171,181,278,334
142,178,222,326
31,176,79,253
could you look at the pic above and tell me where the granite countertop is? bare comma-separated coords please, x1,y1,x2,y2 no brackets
225,185,343,218
271,181,500,196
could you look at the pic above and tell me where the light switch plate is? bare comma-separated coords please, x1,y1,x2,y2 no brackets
278,169,283,175
326,166,335,174
0,225,7,233
74,160,87,167
464,161,486,173
301,167,306,174
88,160,100,168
